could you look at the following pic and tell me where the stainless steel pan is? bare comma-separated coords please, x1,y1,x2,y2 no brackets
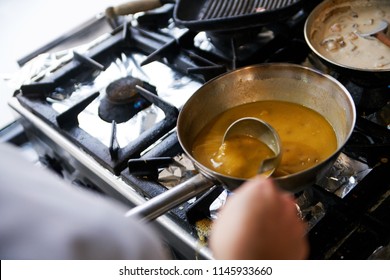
127,63,356,221
304,0,390,86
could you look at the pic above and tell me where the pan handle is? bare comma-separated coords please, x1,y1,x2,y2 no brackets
125,173,215,221
106,0,163,18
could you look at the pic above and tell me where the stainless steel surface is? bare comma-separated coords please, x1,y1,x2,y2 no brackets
223,117,281,174
177,63,356,193
8,97,214,260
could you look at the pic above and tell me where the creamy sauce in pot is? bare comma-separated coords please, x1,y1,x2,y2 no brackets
310,1,390,69
192,100,337,179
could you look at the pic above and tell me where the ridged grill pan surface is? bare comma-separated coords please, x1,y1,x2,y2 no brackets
174,0,305,31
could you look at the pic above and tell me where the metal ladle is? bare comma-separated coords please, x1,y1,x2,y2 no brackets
222,117,282,175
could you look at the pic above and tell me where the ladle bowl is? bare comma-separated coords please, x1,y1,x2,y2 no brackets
222,117,282,175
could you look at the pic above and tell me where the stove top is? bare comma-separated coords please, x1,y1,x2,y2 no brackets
8,1,390,259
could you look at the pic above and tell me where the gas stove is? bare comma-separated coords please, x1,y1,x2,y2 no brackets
7,1,390,259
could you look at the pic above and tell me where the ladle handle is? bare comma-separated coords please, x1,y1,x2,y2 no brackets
125,174,215,222
376,32,390,48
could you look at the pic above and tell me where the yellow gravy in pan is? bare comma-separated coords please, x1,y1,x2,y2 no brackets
210,134,275,178
191,100,337,179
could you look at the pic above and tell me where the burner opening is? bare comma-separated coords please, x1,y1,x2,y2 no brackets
98,76,156,123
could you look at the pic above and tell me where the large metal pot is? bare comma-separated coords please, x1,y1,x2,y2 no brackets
304,0,390,86
127,63,356,221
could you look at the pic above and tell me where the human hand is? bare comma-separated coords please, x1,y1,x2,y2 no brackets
209,176,308,259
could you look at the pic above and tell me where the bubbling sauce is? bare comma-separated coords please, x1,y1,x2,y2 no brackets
310,1,390,69
192,100,337,179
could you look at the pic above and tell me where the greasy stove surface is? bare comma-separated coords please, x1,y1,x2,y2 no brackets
11,1,390,259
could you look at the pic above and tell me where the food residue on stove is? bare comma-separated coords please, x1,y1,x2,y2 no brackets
195,218,213,245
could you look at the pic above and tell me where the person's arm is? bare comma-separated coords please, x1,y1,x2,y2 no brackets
0,143,169,260
209,176,308,260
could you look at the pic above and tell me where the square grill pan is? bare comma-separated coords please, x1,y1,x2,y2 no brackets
174,0,306,31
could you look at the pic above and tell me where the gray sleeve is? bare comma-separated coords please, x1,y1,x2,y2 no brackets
0,143,170,260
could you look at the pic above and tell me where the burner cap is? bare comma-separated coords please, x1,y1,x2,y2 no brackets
106,76,142,104
98,76,154,123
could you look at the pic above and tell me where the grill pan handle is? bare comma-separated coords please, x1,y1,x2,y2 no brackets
106,0,165,19
125,173,215,222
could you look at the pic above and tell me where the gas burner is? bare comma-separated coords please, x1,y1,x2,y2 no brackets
98,76,156,123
